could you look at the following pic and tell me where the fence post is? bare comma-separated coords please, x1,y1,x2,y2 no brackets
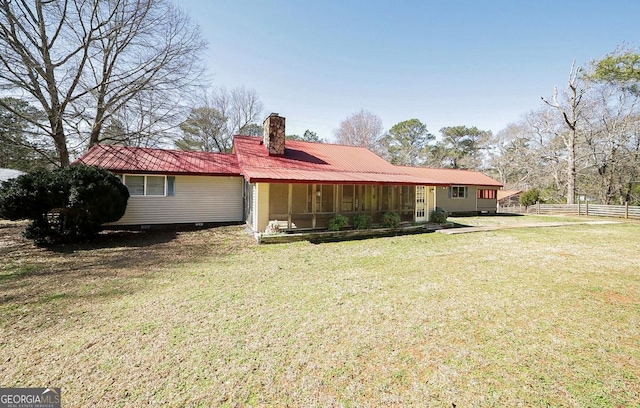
585,200,589,216
536,201,540,214
578,199,581,215
625,201,629,219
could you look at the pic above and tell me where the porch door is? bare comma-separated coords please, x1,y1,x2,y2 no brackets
415,186,427,222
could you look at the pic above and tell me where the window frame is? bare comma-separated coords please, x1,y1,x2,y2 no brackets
477,189,497,199
122,174,174,197
450,186,467,199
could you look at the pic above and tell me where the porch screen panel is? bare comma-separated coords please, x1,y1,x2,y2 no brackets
401,186,414,209
291,184,311,213
381,186,399,211
291,184,312,228
269,183,288,220
363,185,377,211
401,186,415,222
341,185,355,212
318,185,334,212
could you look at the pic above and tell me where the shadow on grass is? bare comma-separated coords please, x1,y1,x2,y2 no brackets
47,229,179,254
0,224,252,319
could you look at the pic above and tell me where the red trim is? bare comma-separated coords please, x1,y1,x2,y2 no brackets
115,170,242,177
246,177,450,186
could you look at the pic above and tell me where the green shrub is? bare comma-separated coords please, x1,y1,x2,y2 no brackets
353,214,372,229
0,164,129,245
382,211,401,228
328,214,349,231
520,188,541,207
430,207,448,223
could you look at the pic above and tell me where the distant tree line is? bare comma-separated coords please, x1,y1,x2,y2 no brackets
332,109,492,170
333,49,640,206
488,48,640,205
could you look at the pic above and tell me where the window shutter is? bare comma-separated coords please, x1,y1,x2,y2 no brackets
167,176,175,196
448,187,452,198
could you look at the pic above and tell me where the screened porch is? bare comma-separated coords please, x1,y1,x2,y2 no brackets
267,183,416,229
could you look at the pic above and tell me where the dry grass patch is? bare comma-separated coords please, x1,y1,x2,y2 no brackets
1,218,639,406
447,213,590,227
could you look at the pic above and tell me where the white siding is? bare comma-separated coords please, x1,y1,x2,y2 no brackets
427,187,436,219
110,175,243,226
435,186,478,213
477,198,498,212
435,186,498,213
255,183,270,232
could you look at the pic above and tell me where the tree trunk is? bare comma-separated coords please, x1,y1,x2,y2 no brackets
52,119,70,167
566,128,576,204
53,134,69,166
544,61,584,205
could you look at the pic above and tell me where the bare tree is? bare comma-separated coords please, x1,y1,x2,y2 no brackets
333,109,384,153
486,122,538,189
175,87,264,152
542,61,589,204
524,107,571,201
0,0,205,166
581,83,640,203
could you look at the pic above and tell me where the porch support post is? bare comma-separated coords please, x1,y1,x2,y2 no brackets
312,184,317,228
287,183,292,229
429,186,434,221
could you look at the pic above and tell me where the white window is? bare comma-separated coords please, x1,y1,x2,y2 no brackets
146,176,165,195
123,175,175,196
124,175,145,195
450,186,467,199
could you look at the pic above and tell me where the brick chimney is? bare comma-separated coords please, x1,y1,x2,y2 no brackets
263,113,286,156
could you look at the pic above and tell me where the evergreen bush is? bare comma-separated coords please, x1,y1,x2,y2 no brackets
353,214,373,229
328,214,349,231
0,164,129,245
430,207,448,223
382,211,401,228
520,188,541,207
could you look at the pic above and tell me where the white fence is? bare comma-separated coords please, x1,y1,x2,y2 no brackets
499,202,640,220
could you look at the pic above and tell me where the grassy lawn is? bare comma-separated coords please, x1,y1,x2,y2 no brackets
1,216,639,407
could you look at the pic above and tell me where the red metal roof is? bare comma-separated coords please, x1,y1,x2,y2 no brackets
399,166,504,187
76,144,240,176
75,139,503,188
232,136,442,185
497,190,522,200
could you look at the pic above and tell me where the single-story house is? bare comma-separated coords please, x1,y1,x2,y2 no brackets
77,113,503,232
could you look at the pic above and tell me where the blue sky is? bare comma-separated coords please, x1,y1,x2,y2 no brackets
180,0,638,141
